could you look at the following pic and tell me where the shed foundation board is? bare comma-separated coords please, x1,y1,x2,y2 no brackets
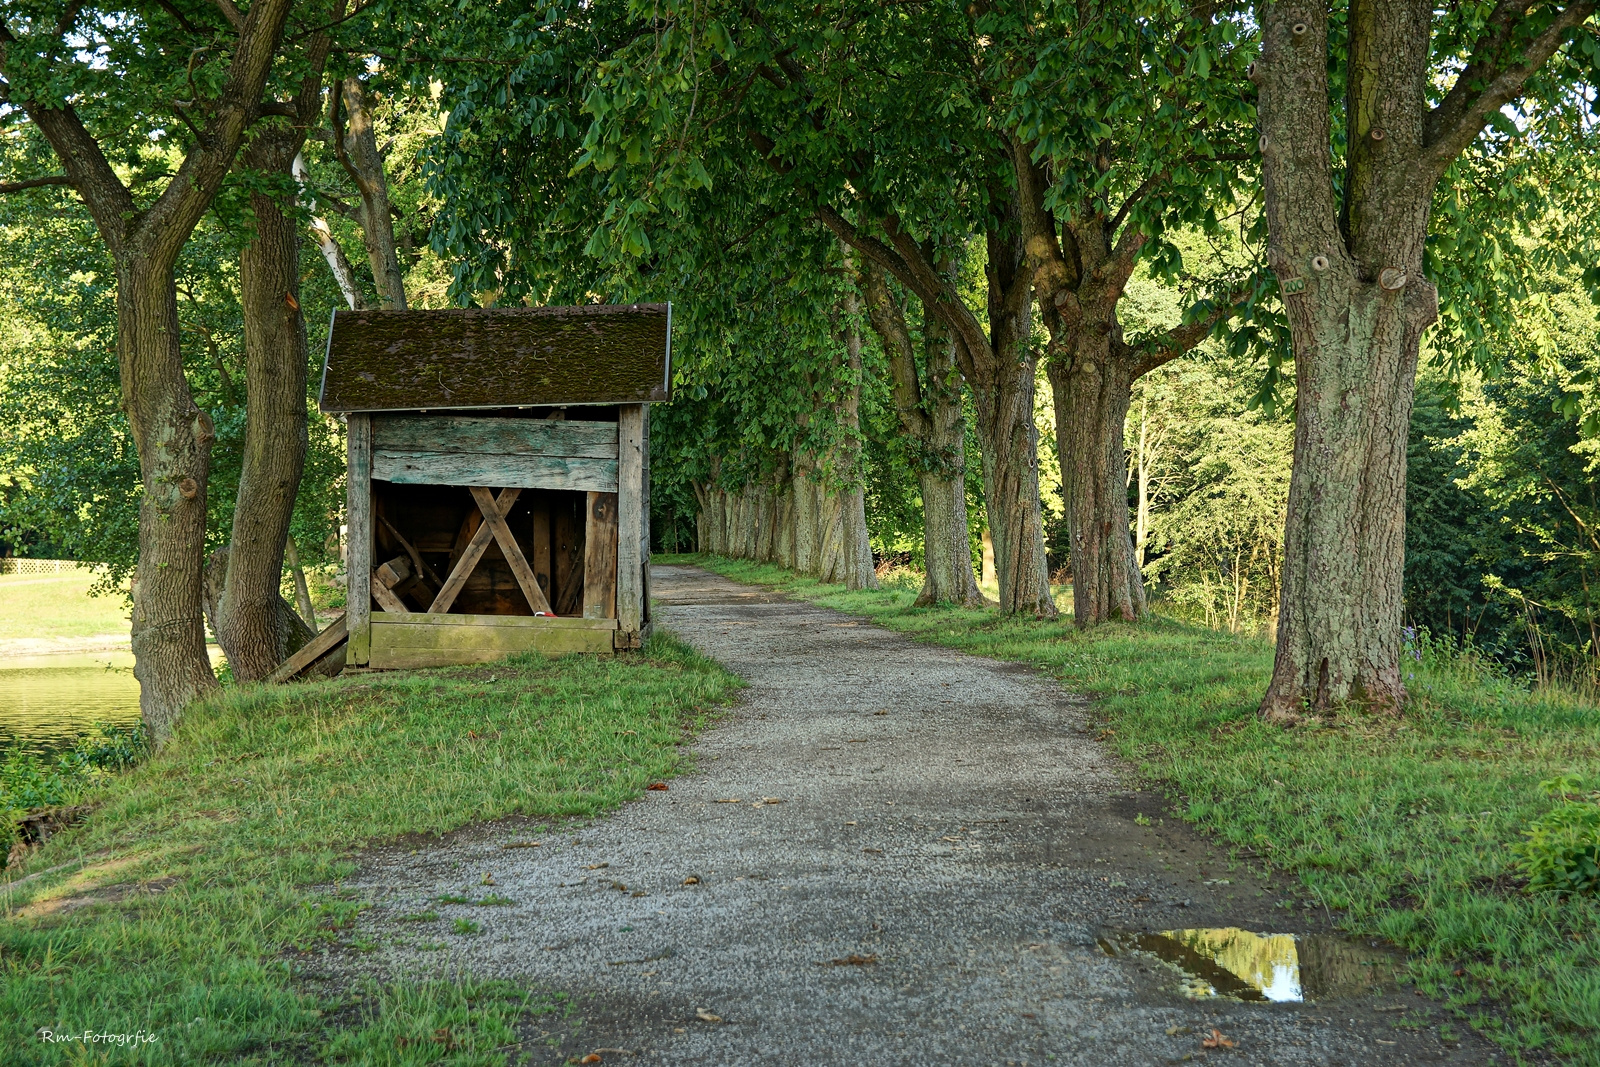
369,611,618,666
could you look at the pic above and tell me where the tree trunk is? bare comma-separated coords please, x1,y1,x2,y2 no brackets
1009,138,1245,628
286,534,316,628
1252,0,1463,719
119,265,221,737
336,80,407,309
970,225,1053,616
834,285,879,591
215,129,315,681
857,261,983,607
294,152,365,310
1258,281,1436,717
1048,333,1146,626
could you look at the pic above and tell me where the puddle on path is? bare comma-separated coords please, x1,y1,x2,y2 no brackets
1100,927,1398,1003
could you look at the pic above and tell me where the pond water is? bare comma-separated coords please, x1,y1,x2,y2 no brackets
0,652,144,759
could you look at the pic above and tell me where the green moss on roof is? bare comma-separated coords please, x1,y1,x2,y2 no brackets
319,304,671,412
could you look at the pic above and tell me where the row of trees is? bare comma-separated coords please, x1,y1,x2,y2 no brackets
2,0,1597,734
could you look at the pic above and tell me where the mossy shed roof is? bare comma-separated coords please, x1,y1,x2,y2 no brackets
318,303,671,413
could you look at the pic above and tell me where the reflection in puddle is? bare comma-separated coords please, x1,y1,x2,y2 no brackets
1100,927,1397,1002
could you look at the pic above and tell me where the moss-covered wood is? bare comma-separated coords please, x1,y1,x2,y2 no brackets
319,304,671,412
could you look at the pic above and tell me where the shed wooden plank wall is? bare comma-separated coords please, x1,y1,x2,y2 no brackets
371,416,619,493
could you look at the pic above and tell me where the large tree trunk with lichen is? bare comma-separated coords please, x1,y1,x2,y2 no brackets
1259,281,1435,717
120,266,221,737
830,285,880,591
1048,333,1146,625
213,129,315,681
857,262,983,607
1253,0,1453,719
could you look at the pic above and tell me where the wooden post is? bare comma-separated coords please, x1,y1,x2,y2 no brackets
346,413,372,665
616,405,646,638
583,491,619,620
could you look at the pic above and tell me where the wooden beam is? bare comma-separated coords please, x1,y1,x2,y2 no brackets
346,414,372,665
374,556,411,590
371,581,408,614
373,415,619,458
371,450,619,493
616,405,645,634
428,487,522,614
583,491,619,620
469,485,554,615
267,614,348,684
379,514,442,587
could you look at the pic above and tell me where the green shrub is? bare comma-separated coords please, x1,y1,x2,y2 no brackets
1513,776,1600,896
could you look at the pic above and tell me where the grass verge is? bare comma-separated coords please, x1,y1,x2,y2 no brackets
666,553,1600,1065
1,633,739,1064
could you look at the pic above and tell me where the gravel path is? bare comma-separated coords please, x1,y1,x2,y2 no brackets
331,566,1496,1066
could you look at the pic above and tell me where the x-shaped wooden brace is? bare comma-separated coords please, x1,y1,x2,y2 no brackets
427,487,554,615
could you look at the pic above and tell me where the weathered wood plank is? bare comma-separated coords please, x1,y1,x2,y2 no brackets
616,406,645,634
267,614,348,683
583,491,619,620
469,485,553,615
346,414,372,665
641,405,652,626
372,611,616,630
371,584,407,613
429,487,522,613
372,450,618,493
369,631,615,668
373,416,619,458
368,615,617,666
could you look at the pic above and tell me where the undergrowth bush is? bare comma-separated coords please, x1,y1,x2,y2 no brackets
1514,775,1600,896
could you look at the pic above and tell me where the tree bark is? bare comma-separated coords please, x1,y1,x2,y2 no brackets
857,261,984,607
334,79,407,309
4,0,296,738
1249,0,1592,719
216,126,315,681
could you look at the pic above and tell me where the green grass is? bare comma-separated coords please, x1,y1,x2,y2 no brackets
668,553,1600,1065
0,571,129,644
1,634,739,1064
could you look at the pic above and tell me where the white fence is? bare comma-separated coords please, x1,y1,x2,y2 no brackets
0,558,89,576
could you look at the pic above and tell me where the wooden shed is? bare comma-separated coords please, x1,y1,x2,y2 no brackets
318,303,670,669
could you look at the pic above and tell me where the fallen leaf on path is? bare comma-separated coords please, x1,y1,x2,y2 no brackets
647,782,669,791
1166,1025,1192,1036
1201,1029,1235,1049
939,836,962,843
584,863,609,870
714,798,742,804
501,841,541,849
861,847,883,854
761,797,784,804
695,1009,722,1023
579,1055,602,1064
846,739,869,743
816,953,878,967
682,875,700,885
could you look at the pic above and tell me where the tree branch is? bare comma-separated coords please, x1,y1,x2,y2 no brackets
0,174,72,195
212,0,244,32
1424,2,1598,173
1130,278,1256,377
